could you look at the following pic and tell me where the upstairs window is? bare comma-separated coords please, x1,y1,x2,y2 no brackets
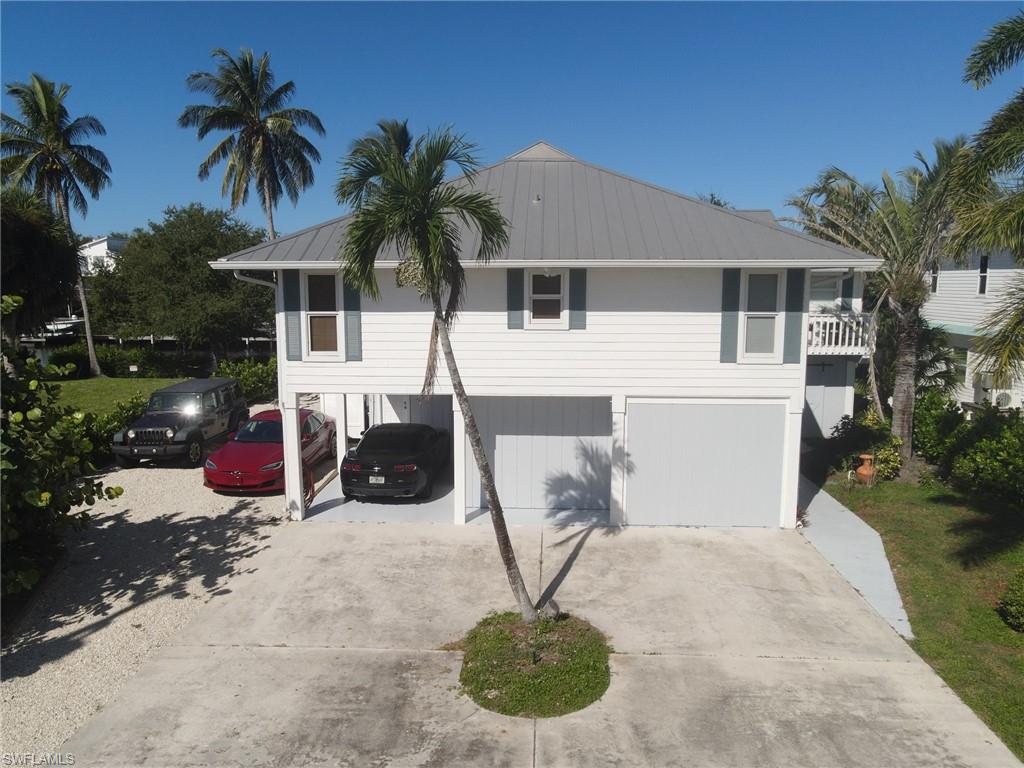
304,273,342,356
527,270,567,328
809,273,840,308
930,261,939,293
952,347,968,385
740,271,783,362
978,255,989,295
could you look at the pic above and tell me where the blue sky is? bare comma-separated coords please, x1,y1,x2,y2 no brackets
2,1,1018,238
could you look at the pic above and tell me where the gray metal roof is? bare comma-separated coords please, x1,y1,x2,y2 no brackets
211,142,879,269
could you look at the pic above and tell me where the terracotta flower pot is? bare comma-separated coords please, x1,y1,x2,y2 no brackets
855,454,876,485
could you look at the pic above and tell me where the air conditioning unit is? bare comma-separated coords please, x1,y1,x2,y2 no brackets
994,391,1012,409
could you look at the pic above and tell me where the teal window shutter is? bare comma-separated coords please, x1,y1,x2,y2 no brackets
720,269,740,363
343,279,362,361
841,274,854,311
507,269,524,329
282,271,301,362
783,269,806,364
568,269,587,329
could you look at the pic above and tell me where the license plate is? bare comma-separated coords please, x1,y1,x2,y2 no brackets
369,475,385,484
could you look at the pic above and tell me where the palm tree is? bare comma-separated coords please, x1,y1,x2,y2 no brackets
336,121,541,623
1,74,111,376
945,11,1024,384
787,139,963,466
178,48,325,240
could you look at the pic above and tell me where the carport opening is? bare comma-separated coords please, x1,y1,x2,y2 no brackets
306,393,456,523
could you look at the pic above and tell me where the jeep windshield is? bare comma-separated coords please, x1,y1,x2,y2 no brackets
234,419,283,443
148,392,201,414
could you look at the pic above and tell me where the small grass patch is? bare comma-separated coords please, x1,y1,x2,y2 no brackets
55,377,184,415
828,479,1024,758
457,611,611,718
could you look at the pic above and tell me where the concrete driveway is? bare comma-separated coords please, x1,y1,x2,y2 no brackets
64,523,1018,767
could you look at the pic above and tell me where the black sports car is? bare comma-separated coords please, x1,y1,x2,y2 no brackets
341,423,450,499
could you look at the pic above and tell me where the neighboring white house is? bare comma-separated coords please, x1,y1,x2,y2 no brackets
210,142,879,526
78,235,126,275
922,251,1024,409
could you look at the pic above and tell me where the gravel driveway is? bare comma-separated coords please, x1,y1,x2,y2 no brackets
0,459,287,755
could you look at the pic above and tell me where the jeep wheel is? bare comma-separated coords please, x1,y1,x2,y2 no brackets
115,454,138,469
329,431,338,459
185,438,204,468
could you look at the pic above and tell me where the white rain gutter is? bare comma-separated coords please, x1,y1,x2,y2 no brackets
232,269,276,289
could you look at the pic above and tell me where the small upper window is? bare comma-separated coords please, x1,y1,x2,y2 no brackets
305,274,341,355
930,262,939,294
527,271,567,328
978,255,989,295
809,273,840,306
741,272,782,361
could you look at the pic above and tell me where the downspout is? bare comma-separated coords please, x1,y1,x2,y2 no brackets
232,270,276,289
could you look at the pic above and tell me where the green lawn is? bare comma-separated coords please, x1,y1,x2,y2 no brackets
55,377,184,415
828,480,1024,758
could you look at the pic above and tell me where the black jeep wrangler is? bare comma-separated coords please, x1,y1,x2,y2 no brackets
112,378,249,467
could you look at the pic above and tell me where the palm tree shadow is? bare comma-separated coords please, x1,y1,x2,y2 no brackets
933,491,1024,567
1,499,279,679
537,439,632,610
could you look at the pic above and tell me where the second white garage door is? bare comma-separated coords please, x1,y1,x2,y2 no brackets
624,400,786,527
466,397,612,514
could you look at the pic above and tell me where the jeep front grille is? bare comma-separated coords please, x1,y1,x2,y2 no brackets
132,429,167,446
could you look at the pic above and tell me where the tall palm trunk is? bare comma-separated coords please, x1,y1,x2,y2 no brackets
890,304,919,467
430,291,539,623
55,191,102,377
263,180,277,240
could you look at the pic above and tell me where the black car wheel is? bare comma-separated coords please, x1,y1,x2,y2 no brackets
115,454,138,468
416,475,434,500
329,431,338,459
185,437,204,467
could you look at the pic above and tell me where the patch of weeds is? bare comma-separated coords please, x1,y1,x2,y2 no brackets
457,611,610,718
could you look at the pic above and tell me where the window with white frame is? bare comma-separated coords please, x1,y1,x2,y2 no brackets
527,269,568,328
740,271,783,362
978,255,989,295
930,261,939,293
303,273,343,357
809,273,840,307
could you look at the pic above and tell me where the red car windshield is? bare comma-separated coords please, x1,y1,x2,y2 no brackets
234,419,283,443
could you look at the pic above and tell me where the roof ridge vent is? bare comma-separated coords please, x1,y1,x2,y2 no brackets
507,141,576,161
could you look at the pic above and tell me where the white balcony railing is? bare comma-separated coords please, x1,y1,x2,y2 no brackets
807,312,873,356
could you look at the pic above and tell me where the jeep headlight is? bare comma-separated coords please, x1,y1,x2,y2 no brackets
127,429,136,440
165,428,175,439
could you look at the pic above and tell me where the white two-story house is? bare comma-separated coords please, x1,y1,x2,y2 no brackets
922,252,1023,410
210,142,878,526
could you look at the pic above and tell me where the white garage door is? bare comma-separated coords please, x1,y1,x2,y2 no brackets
466,397,612,513
625,401,785,527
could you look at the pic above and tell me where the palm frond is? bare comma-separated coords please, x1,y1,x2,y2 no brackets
964,10,1024,88
974,273,1024,383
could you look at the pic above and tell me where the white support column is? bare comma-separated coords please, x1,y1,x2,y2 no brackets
610,394,627,526
779,404,803,529
452,401,467,525
281,392,305,521
273,272,286,407
844,360,856,419
332,393,347,479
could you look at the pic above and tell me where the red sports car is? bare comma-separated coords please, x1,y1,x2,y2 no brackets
203,408,337,496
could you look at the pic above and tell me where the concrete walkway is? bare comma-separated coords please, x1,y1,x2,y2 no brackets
64,523,1017,767
799,477,914,638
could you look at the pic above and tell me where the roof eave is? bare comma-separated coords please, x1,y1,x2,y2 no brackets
211,257,883,271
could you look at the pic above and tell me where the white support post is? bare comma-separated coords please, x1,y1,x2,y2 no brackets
610,394,627,526
335,393,347,478
452,401,467,525
780,405,803,529
281,392,305,521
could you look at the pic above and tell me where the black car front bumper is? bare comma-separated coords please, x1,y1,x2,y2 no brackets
113,443,188,460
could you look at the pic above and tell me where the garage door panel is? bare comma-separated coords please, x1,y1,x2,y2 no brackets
626,402,785,527
466,397,611,512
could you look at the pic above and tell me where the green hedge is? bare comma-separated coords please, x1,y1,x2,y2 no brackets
215,357,277,403
1000,567,1024,633
914,393,1023,506
45,343,211,379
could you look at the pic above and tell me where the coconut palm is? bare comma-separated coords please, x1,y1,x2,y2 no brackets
944,12,1024,384
1,74,111,376
787,139,963,466
336,121,542,622
178,48,325,240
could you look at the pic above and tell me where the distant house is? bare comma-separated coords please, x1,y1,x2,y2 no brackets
211,141,879,525
79,235,126,275
922,252,1023,409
